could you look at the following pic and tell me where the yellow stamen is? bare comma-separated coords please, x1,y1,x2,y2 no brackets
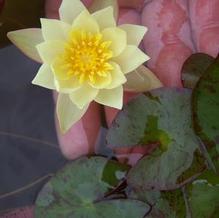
55,29,114,85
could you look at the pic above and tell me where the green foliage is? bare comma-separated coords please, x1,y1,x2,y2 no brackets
181,53,214,89
108,88,201,190
35,157,150,218
187,171,219,218
192,56,219,173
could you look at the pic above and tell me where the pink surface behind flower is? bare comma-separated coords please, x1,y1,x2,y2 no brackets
189,0,219,57
0,207,34,218
142,0,195,87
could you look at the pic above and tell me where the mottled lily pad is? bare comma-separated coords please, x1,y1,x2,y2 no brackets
35,157,149,218
107,88,202,190
182,53,214,89
128,189,186,218
187,171,219,218
192,56,219,173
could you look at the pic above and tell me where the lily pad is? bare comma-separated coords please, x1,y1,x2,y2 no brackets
0,0,44,47
128,189,186,218
192,56,219,173
107,88,201,190
181,53,215,89
187,172,219,218
35,157,150,218
158,190,186,218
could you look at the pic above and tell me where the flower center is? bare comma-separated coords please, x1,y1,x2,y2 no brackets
59,30,113,85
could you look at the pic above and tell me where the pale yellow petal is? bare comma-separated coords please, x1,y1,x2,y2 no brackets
69,85,98,109
40,18,71,41
72,10,99,34
51,57,71,81
113,45,150,74
52,58,80,93
119,24,147,46
106,62,127,89
7,28,43,63
95,86,123,109
59,0,87,24
124,65,163,92
102,27,126,57
32,64,55,89
36,40,65,64
89,0,118,21
92,7,116,30
54,79,80,93
57,94,89,133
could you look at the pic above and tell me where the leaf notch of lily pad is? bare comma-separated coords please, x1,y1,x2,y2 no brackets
35,156,150,218
107,88,200,190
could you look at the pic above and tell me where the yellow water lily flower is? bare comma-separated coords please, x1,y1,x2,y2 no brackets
7,0,150,133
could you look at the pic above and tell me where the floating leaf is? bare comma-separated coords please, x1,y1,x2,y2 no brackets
181,53,214,89
128,189,186,218
0,0,44,47
107,88,201,190
187,171,219,218
192,56,219,173
158,190,186,218
35,157,149,218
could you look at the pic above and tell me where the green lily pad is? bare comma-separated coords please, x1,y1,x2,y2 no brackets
35,157,149,218
182,53,215,89
188,172,219,218
107,88,202,190
128,189,186,218
192,56,219,173
0,0,44,47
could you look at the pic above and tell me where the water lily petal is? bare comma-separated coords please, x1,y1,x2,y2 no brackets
51,57,71,81
52,59,81,93
95,85,123,109
124,65,162,92
37,40,65,64
32,64,55,89
102,27,126,57
106,62,127,89
54,78,80,93
92,7,116,30
40,18,71,41
113,45,150,74
119,24,147,46
89,0,118,21
57,94,89,133
59,0,87,24
72,10,99,34
7,28,43,63
69,85,99,109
